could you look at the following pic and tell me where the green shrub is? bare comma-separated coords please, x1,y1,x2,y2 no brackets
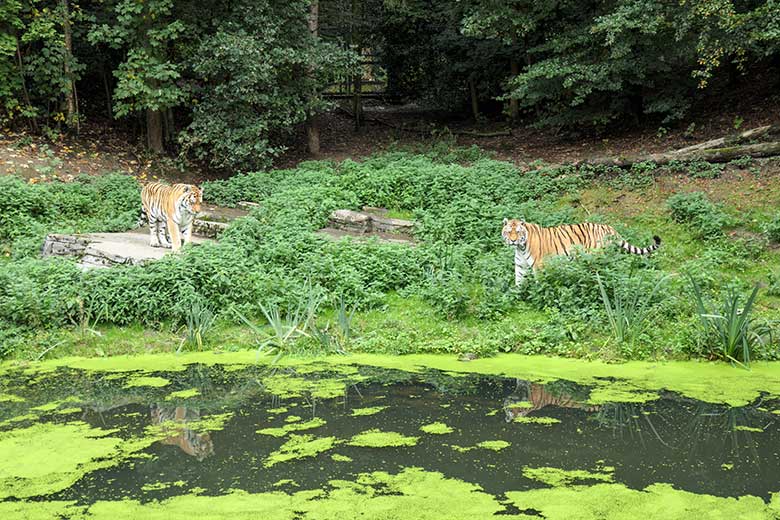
666,192,734,238
521,248,669,322
689,277,764,367
0,174,140,258
762,213,780,243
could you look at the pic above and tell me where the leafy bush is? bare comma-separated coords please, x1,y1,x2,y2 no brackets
0,174,140,258
666,192,734,238
689,277,764,367
668,160,724,179
521,247,669,321
762,213,780,243
597,273,670,356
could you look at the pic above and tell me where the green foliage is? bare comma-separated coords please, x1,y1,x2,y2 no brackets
178,299,216,352
179,1,356,171
668,160,724,179
762,213,780,243
666,192,733,238
0,174,140,257
521,247,670,323
688,277,764,367
597,272,669,355
88,0,185,119
1,152,777,364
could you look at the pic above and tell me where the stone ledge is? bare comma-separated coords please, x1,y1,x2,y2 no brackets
42,231,211,269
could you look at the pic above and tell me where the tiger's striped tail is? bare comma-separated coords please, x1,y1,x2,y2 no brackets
619,235,661,255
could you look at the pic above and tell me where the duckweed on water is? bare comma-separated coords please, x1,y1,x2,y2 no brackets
419,422,454,435
166,388,201,400
586,383,659,405
257,418,327,437
5,468,776,519
349,406,388,416
734,425,763,433
0,421,148,499
513,416,561,425
284,415,302,423
123,375,171,388
331,454,353,462
522,466,614,487
147,412,234,439
476,440,511,451
6,352,780,406
261,375,351,399
505,482,775,519
264,434,338,467
348,429,419,448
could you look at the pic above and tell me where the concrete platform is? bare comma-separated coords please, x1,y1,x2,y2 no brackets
40,202,252,268
42,230,212,268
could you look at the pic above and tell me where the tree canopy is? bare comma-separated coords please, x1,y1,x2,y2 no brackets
1,0,778,171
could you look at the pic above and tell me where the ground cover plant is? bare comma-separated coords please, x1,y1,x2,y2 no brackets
0,151,778,362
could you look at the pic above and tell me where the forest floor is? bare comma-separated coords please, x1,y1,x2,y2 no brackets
3,73,780,185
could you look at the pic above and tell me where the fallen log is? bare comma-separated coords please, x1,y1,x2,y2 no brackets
670,125,779,155
576,141,780,168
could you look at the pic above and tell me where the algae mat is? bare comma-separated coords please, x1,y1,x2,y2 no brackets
4,351,780,406
0,358,778,518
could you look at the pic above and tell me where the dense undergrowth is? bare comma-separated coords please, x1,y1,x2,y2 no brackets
0,150,779,363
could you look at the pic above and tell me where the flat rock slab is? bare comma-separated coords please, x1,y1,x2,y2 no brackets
42,231,211,268
317,227,415,246
323,208,415,245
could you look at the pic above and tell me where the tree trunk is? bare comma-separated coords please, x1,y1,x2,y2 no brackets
164,108,175,144
351,0,363,131
101,62,113,120
146,109,164,153
306,0,321,155
469,77,480,121
508,32,519,123
15,38,37,133
671,125,778,155
60,0,78,132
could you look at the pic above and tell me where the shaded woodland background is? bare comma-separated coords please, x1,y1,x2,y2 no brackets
2,0,779,174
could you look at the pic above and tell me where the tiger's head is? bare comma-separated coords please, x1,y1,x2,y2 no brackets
502,218,528,249
180,184,203,215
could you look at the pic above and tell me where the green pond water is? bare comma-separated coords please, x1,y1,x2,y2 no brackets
1,361,779,519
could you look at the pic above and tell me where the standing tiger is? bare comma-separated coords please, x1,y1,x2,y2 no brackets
139,182,203,251
502,218,660,285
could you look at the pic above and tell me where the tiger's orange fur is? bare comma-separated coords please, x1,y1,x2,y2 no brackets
140,182,202,251
502,218,660,285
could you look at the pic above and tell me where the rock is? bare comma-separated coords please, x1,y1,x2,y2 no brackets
329,209,373,233
42,231,211,269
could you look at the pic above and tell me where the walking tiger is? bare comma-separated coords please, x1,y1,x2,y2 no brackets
139,182,203,251
502,218,661,285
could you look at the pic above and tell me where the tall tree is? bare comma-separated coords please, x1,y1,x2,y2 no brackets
88,0,185,152
306,0,321,155
179,0,355,171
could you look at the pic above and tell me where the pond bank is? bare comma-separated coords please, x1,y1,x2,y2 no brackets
4,351,780,406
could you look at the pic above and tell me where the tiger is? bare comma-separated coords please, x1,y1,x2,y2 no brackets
150,405,214,461
138,182,203,251
502,218,661,285
503,380,600,423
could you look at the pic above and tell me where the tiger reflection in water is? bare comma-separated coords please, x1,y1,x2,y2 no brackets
150,405,214,461
503,380,600,422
